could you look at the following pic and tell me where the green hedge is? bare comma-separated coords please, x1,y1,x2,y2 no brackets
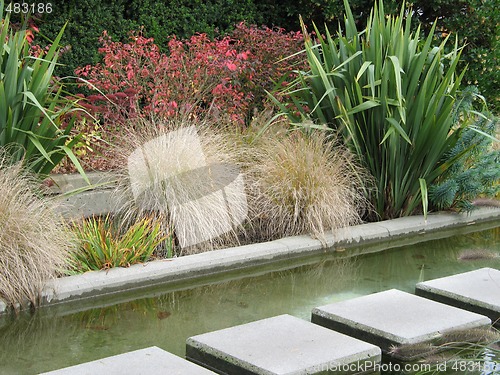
38,0,263,78
37,0,498,110
37,0,134,78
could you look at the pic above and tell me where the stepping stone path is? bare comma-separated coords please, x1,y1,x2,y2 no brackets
44,268,498,374
186,314,381,375
311,289,491,359
41,346,216,375
416,267,500,326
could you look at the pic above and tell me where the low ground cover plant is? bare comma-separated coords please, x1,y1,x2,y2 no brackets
69,215,168,273
0,2,85,178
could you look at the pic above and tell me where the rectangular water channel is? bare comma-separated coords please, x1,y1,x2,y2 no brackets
1,222,499,374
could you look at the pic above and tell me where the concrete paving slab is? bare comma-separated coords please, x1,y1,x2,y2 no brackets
48,172,116,194
416,268,500,326
186,314,381,375
40,346,215,375
311,289,491,358
55,189,118,219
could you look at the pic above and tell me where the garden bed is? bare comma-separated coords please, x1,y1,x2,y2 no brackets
1,0,499,321
1,186,497,315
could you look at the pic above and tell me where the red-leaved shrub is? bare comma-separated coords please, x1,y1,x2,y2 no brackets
75,25,305,127
231,22,305,108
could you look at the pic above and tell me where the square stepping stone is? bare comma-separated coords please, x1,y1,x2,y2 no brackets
186,314,381,375
416,267,500,326
311,289,491,358
41,346,215,375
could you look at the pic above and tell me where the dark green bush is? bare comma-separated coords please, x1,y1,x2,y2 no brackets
35,0,498,110
38,0,262,78
130,0,259,43
37,0,135,79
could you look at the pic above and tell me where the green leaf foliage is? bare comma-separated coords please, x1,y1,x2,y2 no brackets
69,215,169,274
429,87,500,211
276,0,468,219
0,1,86,178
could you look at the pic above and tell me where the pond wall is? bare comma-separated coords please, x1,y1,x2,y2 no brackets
1,173,499,315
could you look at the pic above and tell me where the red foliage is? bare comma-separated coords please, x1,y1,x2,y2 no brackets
75,25,305,127
231,22,305,106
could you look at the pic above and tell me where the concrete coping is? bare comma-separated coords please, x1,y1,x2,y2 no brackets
1,207,499,315
40,346,216,375
311,289,492,358
416,267,500,326
186,314,381,375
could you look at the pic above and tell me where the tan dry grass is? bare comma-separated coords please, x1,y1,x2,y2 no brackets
245,129,370,243
0,155,74,310
112,118,247,255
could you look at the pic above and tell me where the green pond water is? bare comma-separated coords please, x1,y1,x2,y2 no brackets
1,222,499,374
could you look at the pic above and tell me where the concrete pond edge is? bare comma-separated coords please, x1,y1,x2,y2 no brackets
2,187,500,315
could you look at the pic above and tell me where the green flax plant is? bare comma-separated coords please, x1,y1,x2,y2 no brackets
0,1,86,178
274,0,468,219
69,215,168,273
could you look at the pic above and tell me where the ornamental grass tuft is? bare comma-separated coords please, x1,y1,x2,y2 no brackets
0,153,74,310
112,117,247,255
245,129,370,243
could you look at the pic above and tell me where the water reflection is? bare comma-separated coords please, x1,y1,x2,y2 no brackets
0,227,498,374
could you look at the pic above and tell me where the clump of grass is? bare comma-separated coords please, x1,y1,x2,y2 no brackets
69,215,167,273
457,249,499,261
113,117,247,255
388,342,439,360
438,328,500,345
0,155,73,310
245,130,369,243
409,328,500,372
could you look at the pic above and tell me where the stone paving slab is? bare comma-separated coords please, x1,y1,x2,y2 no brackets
48,171,116,194
311,289,491,358
40,346,215,375
186,314,381,374
416,268,500,326
55,189,117,219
